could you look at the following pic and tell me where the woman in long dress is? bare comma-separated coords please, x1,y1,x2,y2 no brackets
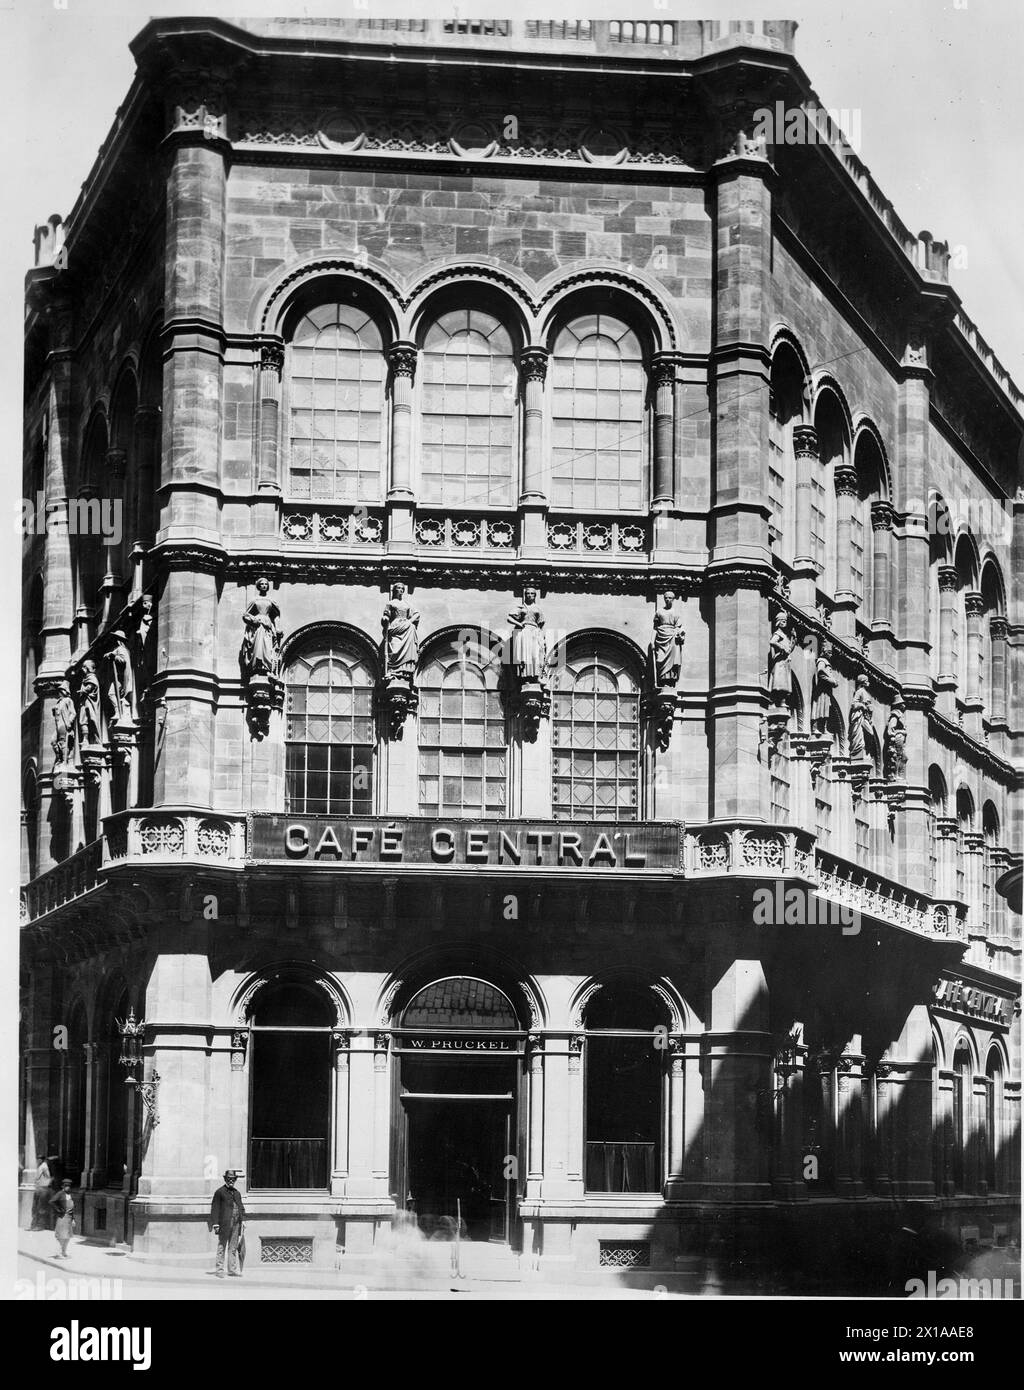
508,586,546,681
811,645,839,737
652,590,685,689
382,581,420,680
49,1179,75,1258
241,576,282,678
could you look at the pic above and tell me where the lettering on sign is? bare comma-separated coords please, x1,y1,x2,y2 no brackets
933,977,1013,1025
400,1036,518,1051
250,816,680,872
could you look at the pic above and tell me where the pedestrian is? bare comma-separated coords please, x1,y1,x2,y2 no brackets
30,1153,53,1231
49,1178,75,1258
209,1169,245,1278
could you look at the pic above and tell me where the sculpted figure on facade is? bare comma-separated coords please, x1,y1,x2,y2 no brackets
382,580,420,681
508,585,547,683
810,643,839,740
241,576,283,680
107,629,135,725
847,673,874,761
651,589,685,690
767,612,794,705
76,659,102,746
50,681,77,767
883,694,908,780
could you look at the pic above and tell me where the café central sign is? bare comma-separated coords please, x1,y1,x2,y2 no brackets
249,815,681,872
933,977,1013,1025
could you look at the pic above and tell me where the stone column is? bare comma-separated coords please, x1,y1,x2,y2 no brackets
331,1031,350,1194
868,501,895,636
962,591,985,735
888,1005,935,1197
791,424,820,610
871,1061,895,1196
526,1034,544,1195
256,343,284,493
706,570,772,820
771,1040,807,1200
934,816,959,898
831,464,860,639
519,347,548,559
372,1032,390,1185
988,616,1008,727
834,1046,865,1196
962,831,985,940
936,564,958,712
129,405,161,601
386,342,417,553
703,957,771,1200
344,1034,377,1200
651,352,677,508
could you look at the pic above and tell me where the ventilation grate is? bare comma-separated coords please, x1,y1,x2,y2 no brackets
260,1236,314,1264
599,1240,651,1268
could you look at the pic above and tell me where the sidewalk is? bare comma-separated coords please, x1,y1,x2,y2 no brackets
15,1228,687,1300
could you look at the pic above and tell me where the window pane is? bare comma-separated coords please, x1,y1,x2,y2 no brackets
551,648,640,821
418,640,506,816
285,644,375,813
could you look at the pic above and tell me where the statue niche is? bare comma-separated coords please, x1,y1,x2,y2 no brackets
647,589,684,751
507,585,549,740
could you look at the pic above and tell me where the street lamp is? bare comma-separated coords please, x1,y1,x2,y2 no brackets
116,1007,160,1125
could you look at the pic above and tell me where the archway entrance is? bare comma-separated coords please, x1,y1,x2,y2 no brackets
394,977,522,1244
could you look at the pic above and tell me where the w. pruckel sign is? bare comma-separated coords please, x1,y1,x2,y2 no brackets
248,815,681,872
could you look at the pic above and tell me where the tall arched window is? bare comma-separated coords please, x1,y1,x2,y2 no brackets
985,1047,1004,1192
287,302,385,500
249,978,334,1190
418,639,506,817
551,313,646,512
285,641,376,815
851,430,885,610
955,788,974,905
584,982,668,1193
814,392,845,591
928,766,947,893
768,344,804,565
980,562,1005,720
952,1040,972,1193
420,308,515,506
77,415,108,619
982,802,1000,937
552,641,641,822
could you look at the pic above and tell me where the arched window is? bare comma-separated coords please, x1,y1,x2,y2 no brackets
980,562,1005,720
418,639,506,817
584,982,668,1193
551,313,646,512
24,573,43,707
420,308,516,506
552,641,641,822
851,430,885,611
955,788,974,904
287,302,385,500
768,344,804,565
982,802,1000,937
77,415,108,619
928,766,947,893
249,978,334,1190
22,765,38,882
952,1040,972,1193
285,641,375,815
953,536,977,697
985,1048,1004,1192
814,392,845,591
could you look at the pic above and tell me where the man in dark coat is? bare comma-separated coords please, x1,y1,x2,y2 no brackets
209,1170,245,1278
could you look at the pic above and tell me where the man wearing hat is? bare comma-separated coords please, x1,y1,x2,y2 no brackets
209,1170,245,1278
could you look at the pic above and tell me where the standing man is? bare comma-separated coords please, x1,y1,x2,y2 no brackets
209,1170,245,1278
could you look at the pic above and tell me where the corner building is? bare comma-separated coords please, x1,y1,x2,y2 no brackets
20,18,1022,1284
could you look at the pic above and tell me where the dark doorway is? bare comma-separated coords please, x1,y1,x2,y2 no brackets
405,1099,510,1242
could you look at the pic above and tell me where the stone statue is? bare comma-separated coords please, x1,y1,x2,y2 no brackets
241,576,282,680
847,673,874,760
651,590,685,689
508,586,547,683
76,659,102,746
107,629,135,724
381,581,420,680
884,695,908,780
767,612,794,703
811,643,839,739
51,682,77,767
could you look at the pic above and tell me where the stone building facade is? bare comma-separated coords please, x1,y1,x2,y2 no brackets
20,17,1022,1282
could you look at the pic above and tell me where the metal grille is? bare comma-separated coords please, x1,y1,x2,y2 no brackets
260,1237,314,1264
599,1240,650,1268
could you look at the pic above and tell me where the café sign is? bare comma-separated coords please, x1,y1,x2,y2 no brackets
249,815,681,872
933,977,1013,1026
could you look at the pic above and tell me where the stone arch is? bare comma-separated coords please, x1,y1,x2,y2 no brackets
405,260,536,347
537,264,678,352
375,942,545,1029
256,256,404,339
280,619,382,679
231,963,351,1029
851,415,892,500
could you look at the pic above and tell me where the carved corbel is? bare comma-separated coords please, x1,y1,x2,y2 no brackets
516,679,551,741
383,674,418,738
230,1029,249,1071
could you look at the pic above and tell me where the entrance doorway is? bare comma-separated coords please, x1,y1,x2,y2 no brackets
394,976,523,1246
405,1098,511,1242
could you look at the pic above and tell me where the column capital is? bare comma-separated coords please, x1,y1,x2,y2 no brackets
386,341,418,379
989,614,1008,640
792,423,819,460
833,464,859,498
519,346,549,382
964,590,985,619
870,500,896,531
937,564,959,593
105,447,127,479
259,341,285,376
650,350,684,387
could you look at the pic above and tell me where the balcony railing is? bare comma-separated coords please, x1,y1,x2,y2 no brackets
21,840,102,924
103,809,247,868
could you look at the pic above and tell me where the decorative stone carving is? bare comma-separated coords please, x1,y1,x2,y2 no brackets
646,589,684,750
508,585,549,739
106,629,135,727
810,643,839,741
241,576,284,739
847,674,874,761
767,612,794,707
230,1029,249,1071
75,659,102,747
883,694,907,780
50,681,77,768
381,580,420,737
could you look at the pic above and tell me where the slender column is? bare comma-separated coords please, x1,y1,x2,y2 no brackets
988,616,1008,725
566,1036,584,1187
129,405,160,600
963,591,985,719
651,352,678,508
832,464,860,637
834,1046,865,1196
257,342,284,492
386,342,417,554
871,1062,894,1196
935,1068,955,1195
526,1034,544,1187
519,347,548,558
934,816,959,898
667,1039,686,1187
936,565,958,694
869,501,895,632
962,831,986,939
372,1033,390,1182
791,424,819,606
331,1031,350,1188
771,1042,807,1200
